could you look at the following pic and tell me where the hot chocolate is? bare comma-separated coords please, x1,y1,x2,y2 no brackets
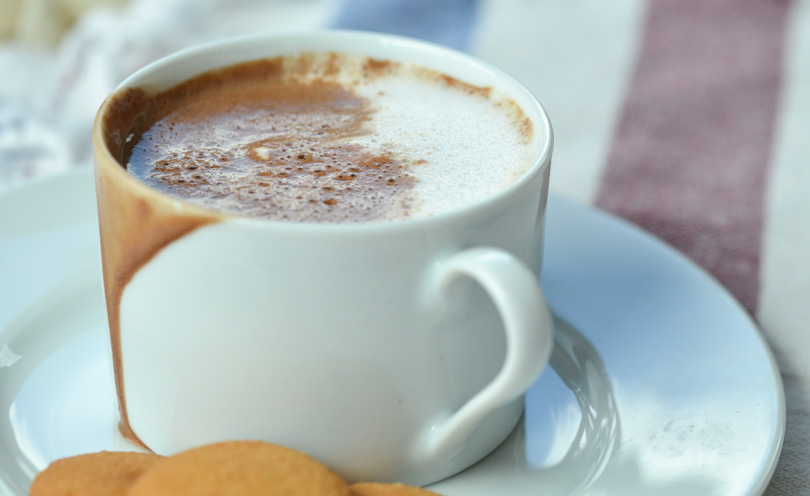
119,53,537,222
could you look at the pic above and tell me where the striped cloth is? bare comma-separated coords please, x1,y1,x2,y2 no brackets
1,0,808,493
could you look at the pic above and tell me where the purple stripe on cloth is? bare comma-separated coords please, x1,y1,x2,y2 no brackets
595,0,789,313
331,0,479,50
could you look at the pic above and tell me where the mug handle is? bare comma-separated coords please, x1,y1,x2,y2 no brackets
419,247,554,459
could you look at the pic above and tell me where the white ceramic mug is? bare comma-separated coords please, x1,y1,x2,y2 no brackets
93,31,554,486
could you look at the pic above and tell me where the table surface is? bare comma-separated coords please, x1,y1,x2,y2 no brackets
1,0,808,494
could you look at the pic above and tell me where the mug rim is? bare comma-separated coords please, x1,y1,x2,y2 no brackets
93,29,554,233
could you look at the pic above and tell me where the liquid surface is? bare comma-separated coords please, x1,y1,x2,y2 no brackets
124,53,537,222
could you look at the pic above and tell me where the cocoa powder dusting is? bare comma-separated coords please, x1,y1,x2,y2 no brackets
438,74,492,98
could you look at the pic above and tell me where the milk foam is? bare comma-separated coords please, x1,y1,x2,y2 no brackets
349,70,537,217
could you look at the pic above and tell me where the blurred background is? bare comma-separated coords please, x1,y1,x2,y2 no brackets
1,0,808,493
0,0,645,198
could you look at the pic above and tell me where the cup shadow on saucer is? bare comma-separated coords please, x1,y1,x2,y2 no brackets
430,314,620,494
541,316,620,483
519,315,621,491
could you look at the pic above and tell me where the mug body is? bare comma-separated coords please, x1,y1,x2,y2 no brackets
94,30,553,486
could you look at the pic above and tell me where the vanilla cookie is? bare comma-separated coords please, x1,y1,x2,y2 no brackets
126,440,350,496
29,451,162,496
351,482,443,496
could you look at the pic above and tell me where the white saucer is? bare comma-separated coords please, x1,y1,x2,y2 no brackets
0,171,784,495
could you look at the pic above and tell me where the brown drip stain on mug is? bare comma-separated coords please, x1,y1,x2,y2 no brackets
95,166,219,450
96,83,224,451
